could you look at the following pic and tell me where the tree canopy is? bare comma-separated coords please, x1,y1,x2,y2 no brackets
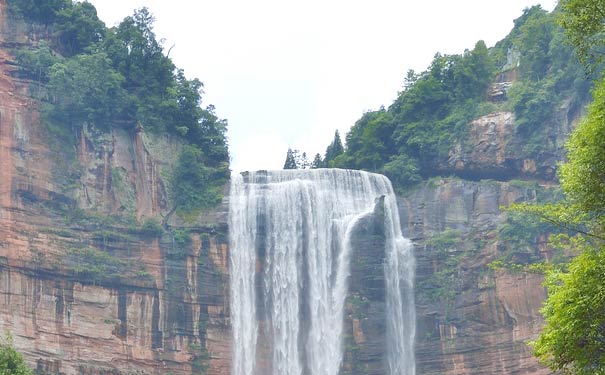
47,52,124,129
558,0,605,75
323,130,344,167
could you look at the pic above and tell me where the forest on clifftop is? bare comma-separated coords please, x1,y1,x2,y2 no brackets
8,0,230,219
304,5,591,190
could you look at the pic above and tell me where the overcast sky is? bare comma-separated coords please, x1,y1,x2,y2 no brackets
88,0,557,172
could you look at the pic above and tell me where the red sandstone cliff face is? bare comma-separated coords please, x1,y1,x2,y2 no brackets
0,3,231,374
339,178,554,374
399,179,552,375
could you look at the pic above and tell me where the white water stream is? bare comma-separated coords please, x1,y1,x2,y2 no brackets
229,169,415,375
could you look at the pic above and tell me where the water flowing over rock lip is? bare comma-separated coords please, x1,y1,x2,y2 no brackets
229,168,416,375
237,168,394,182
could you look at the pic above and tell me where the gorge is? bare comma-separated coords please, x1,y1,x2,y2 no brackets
0,1,591,374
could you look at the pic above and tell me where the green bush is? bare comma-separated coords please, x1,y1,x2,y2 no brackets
0,335,33,375
139,218,163,238
171,145,228,219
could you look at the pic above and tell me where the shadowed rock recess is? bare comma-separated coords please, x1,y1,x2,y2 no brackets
0,1,581,375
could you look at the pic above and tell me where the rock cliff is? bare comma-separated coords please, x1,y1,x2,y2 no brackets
441,108,577,181
0,3,231,374
401,179,552,375
339,177,556,374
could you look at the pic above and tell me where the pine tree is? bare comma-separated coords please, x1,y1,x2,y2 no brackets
310,153,323,169
299,152,310,169
283,148,297,169
324,130,344,166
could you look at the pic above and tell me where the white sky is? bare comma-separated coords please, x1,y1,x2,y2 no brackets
88,0,557,172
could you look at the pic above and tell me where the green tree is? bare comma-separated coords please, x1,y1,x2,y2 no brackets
47,52,125,130
171,144,228,219
324,130,344,166
8,0,70,25
103,7,175,130
0,335,33,375
516,6,555,81
558,0,605,75
557,79,605,223
380,154,421,190
55,1,106,56
534,240,605,374
310,153,323,169
529,2,605,369
528,80,605,374
283,148,297,169
340,110,396,170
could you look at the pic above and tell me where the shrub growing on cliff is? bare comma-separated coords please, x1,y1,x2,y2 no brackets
0,335,33,375
14,42,57,84
171,144,229,220
138,218,164,238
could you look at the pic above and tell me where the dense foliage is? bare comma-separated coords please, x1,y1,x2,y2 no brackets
8,0,229,217
171,145,229,218
0,336,32,375
534,240,605,374
558,0,605,75
310,6,588,189
323,130,344,167
524,0,605,372
531,78,605,373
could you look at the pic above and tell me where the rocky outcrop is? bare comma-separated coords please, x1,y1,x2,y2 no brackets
440,98,580,182
446,112,518,178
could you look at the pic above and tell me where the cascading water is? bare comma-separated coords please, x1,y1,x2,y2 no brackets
229,169,415,375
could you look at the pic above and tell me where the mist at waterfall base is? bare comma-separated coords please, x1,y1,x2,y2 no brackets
229,169,415,375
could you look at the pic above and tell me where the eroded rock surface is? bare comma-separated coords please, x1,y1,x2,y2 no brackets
401,179,551,375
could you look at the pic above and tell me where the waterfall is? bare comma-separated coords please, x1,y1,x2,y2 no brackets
229,169,415,375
